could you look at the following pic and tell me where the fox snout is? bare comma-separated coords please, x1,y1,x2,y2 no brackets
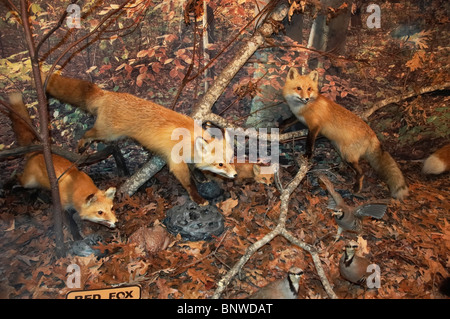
300,97,310,104
99,219,116,229
221,170,237,179
107,222,116,229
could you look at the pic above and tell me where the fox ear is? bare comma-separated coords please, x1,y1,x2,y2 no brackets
252,164,261,175
287,67,299,80
195,136,209,154
309,70,319,83
85,193,98,206
105,187,116,199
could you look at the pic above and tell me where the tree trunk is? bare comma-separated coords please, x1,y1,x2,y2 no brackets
246,4,304,129
307,0,352,71
20,0,65,256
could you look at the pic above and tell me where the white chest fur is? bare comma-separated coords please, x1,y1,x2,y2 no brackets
285,95,308,125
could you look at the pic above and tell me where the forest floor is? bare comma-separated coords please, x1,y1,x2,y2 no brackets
0,0,449,300
0,119,449,299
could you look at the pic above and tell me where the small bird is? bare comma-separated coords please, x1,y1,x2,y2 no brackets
339,240,371,285
247,267,303,299
318,174,388,240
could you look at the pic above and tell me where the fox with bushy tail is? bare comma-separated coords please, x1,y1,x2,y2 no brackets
422,144,450,175
283,68,408,199
43,73,237,205
7,92,117,229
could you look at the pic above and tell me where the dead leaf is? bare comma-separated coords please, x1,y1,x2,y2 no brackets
217,198,239,216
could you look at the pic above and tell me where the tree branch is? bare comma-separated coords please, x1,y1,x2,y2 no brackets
191,1,288,120
0,144,115,166
20,0,65,256
120,1,290,196
361,82,450,120
212,159,338,299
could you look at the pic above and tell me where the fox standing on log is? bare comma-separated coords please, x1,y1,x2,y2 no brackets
43,73,237,205
283,68,408,199
8,92,117,229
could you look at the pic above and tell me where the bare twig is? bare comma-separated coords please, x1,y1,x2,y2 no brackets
192,1,288,120
20,0,65,256
43,0,133,87
212,159,338,299
0,144,114,165
361,82,450,120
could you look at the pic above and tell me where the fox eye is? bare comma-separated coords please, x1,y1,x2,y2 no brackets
218,163,223,167
307,87,311,91
296,86,302,91
98,211,103,215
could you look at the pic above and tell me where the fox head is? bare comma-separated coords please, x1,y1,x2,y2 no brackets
252,164,274,186
79,187,117,228
194,129,237,179
283,68,320,106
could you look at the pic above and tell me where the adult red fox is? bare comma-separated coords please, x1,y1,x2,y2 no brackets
43,73,236,205
422,144,450,174
8,92,117,229
283,68,408,199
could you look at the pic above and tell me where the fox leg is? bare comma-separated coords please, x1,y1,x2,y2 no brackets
305,126,320,158
350,161,364,193
169,161,208,206
78,127,99,152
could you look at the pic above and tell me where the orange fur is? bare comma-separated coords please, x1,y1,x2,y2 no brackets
44,74,237,205
8,93,36,146
8,93,117,228
207,160,274,185
234,162,274,185
422,144,450,174
283,68,408,199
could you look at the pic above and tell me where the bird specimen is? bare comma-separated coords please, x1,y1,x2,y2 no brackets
339,240,371,285
318,174,388,240
247,267,303,299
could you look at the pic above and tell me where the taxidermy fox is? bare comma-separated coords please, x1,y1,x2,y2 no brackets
8,92,117,229
283,68,408,199
43,73,237,205
422,144,450,175
205,160,274,185
234,161,274,185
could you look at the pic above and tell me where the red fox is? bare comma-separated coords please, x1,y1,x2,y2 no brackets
283,68,408,199
205,160,274,185
8,92,117,229
43,73,236,205
234,161,274,185
422,144,450,174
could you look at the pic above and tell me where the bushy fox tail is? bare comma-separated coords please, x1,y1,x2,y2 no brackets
422,144,450,175
8,92,36,147
43,73,103,114
366,143,409,200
